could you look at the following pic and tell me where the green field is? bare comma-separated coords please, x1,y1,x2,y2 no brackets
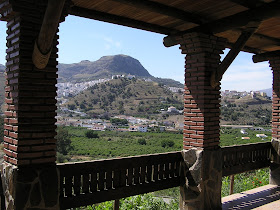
65,126,182,160
62,126,271,160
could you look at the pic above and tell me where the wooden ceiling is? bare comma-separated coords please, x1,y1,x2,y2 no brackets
69,0,280,54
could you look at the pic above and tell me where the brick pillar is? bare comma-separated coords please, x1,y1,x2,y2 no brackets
178,32,226,209
269,55,280,185
0,0,67,209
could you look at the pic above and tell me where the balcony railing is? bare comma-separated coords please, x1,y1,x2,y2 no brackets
57,142,273,209
221,142,271,177
57,151,182,209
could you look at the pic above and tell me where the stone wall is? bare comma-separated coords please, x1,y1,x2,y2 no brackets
1,163,59,209
180,148,222,210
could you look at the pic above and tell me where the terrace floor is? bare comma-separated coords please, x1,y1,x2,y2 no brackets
222,184,280,209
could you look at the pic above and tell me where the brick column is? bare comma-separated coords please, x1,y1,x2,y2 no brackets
0,0,67,209
269,55,280,185
178,32,226,209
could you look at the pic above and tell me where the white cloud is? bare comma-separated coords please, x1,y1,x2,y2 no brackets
221,61,272,91
103,37,122,50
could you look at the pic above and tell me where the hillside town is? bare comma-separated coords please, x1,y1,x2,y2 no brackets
56,114,184,133
221,90,269,99
56,74,185,133
57,75,184,99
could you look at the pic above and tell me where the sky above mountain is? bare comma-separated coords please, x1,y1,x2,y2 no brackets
0,15,272,91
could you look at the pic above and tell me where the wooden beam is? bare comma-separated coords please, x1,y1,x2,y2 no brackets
69,6,179,35
32,0,65,69
252,50,280,63
211,22,260,88
110,0,206,25
229,0,263,8
233,29,280,47
225,42,264,55
163,1,280,47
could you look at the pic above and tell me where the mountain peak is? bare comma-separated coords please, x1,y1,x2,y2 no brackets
58,54,151,82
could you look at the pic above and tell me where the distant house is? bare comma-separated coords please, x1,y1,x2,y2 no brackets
91,124,105,131
167,106,179,114
127,74,135,79
163,121,175,127
105,123,118,131
138,125,148,132
251,127,265,131
240,129,248,135
129,125,138,132
81,123,93,128
117,128,129,132
256,134,268,138
159,126,165,132
241,137,250,140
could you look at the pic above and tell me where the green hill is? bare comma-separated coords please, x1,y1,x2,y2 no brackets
66,77,183,116
221,95,272,125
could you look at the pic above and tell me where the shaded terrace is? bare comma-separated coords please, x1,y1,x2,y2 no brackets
0,0,280,209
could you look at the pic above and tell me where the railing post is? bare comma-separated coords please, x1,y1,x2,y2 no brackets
114,199,120,210
229,175,235,195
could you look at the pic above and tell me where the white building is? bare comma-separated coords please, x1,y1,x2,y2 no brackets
129,125,138,132
256,134,268,138
240,129,248,135
91,124,105,131
105,123,118,131
138,125,148,132
167,106,178,113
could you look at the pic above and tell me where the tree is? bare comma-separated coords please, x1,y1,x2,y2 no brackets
85,130,99,138
161,139,175,148
56,126,72,155
138,138,146,145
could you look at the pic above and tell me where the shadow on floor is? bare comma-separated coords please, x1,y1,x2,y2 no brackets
223,185,280,209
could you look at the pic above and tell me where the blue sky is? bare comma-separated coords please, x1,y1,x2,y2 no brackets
0,15,272,91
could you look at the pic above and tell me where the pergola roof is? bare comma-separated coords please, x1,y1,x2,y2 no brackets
69,0,280,54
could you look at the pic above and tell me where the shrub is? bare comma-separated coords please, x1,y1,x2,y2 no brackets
138,138,147,145
85,130,99,138
161,139,174,148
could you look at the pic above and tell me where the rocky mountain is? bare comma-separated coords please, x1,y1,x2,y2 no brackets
58,54,183,88
58,54,151,81
65,77,183,116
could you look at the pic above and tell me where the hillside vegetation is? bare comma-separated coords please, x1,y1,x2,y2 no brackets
221,95,271,125
66,77,183,116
